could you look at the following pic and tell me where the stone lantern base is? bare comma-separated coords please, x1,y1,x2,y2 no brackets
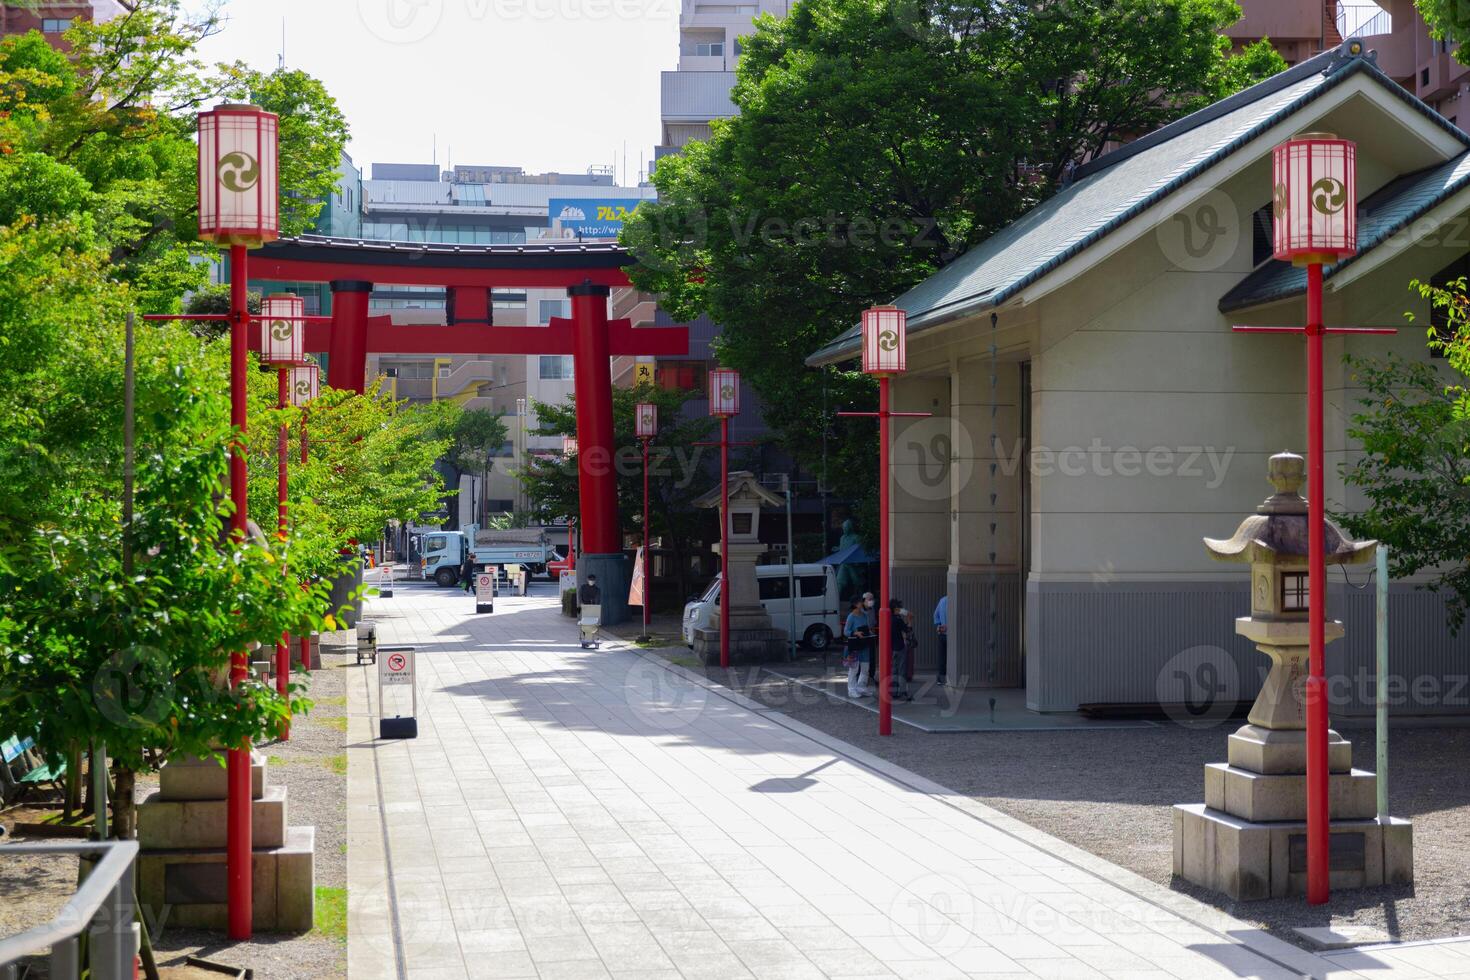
1173,725,1413,900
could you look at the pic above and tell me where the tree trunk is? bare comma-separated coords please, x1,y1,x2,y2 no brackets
64,744,82,818
110,765,136,840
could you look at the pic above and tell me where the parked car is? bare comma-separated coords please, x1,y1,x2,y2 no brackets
681,563,841,651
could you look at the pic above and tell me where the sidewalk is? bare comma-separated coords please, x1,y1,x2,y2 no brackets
343,581,1446,979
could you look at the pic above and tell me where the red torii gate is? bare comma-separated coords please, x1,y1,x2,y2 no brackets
248,235,689,625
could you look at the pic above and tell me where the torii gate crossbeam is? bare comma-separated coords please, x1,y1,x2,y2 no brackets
246,236,689,625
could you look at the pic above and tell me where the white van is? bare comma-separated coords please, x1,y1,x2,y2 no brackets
682,564,841,651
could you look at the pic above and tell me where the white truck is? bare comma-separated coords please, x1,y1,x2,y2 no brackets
418,525,556,587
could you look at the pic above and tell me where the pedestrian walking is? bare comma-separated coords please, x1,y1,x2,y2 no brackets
460,551,475,594
843,596,872,698
933,594,948,688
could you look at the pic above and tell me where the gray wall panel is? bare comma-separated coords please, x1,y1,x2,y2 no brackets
1025,579,1470,716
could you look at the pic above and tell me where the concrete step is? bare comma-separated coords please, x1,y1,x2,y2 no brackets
1204,763,1378,822
136,825,315,933
138,784,287,850
1173,803,1411,901
158,752,265,801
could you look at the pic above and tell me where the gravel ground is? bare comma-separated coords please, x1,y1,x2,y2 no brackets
642,645,1470,948
0,644,351,980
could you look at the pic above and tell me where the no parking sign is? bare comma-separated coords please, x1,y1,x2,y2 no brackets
475,568,496,614
377,646,417,739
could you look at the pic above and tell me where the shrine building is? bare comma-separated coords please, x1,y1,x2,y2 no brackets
809,40,1470,715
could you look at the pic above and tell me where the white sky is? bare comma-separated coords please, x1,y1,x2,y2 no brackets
191,0,678,183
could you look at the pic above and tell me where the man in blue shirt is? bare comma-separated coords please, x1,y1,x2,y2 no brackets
933,595,948,688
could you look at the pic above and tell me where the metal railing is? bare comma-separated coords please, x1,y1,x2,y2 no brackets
0,840,137,980
1338,3,1393,37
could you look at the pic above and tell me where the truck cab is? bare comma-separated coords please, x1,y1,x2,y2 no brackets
420,531,466,587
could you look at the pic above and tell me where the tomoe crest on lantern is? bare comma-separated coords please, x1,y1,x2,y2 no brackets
709,368,740,416
260,293,304,367
197,104,280,247
289,360,319,407
862,305,907,374
635,402,658,439
1271,134,1356,264
563,434,579,455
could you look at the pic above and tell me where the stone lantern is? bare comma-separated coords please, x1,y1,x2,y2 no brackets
691,471,788,664
1173,452,1412,900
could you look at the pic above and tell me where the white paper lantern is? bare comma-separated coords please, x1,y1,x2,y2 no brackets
709,369,740,417
260,293,304,367
289,361,319,407
861,305,907,375
563,435,579,455
635,402,658,439
1272,134,1356,265
197,103,280,247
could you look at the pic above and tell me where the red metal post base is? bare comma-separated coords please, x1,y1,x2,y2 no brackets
720,417,731,669
878,377,892,736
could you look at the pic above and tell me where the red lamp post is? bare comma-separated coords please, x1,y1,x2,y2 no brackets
708,369,740,669
636,402,658,642
290,360,319,678
198,102,280,941
260,293,304,740
1231,134,1360,905
837,307,929,735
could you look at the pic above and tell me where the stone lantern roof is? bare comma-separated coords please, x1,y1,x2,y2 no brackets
693,471,785,510
1203,452,1376,565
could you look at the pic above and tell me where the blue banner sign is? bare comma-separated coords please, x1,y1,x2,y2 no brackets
548,198,644,238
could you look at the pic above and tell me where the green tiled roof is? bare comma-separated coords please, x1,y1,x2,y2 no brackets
1220,151,1470,312
807,44,1470,366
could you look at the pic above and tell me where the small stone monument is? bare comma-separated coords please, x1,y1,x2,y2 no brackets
1173,452,1412,899
692,470,788,664
136,752,315,931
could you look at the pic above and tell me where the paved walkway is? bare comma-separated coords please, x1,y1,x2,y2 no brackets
344,578,1457,980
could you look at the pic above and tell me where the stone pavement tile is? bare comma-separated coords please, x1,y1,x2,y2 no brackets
803,944,894,975
457,926,528,952
884,958,972,980
1011,955,1108,979
529,959,612,980
405,967,469,980
524,930,600,963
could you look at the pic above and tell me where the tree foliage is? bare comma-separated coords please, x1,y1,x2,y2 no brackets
1342,277,1470,629
622,0,1285,513
0,0,362,837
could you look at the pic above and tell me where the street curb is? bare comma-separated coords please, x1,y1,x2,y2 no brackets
610,638,1362,980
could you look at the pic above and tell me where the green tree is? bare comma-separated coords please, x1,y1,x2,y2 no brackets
0,0,350,309
623,0,1285,517
1341,277,1470,629
519,386,718,602
0,0,355,838
1415,0,1470,61
445,407,511,525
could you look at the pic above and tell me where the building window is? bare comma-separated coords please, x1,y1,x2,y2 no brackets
438,365,451,379
1251,203,1273,267
694,41,723,56
383,360,435,380
656,359,707,393
539,299,569,323
42,18,73,32
1281,572,1308,612
539,355,574,380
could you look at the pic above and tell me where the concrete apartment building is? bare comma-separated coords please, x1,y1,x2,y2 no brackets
0,1,125,45
1229,0,1468,125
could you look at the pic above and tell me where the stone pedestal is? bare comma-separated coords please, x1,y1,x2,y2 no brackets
1174,725,1412,900
692,540,787,665
137,753,315,932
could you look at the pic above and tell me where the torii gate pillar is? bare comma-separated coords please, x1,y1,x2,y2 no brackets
328,280,373,393
569,281,630,625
